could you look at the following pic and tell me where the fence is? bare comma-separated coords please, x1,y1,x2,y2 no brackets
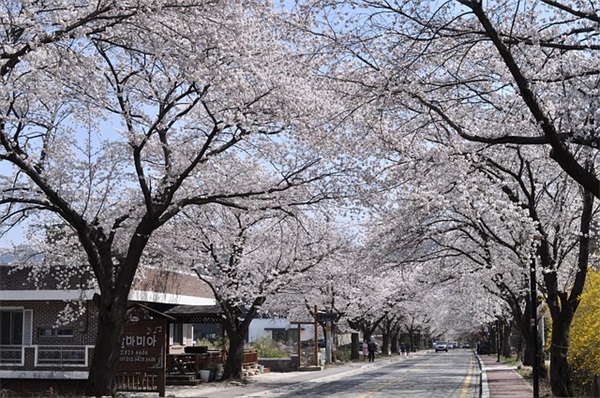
115,370,165,394
0,345,23,365
36,345,88,366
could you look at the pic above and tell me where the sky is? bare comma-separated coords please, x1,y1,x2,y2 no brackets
1,223,26,248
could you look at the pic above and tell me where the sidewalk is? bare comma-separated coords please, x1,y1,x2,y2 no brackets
478,354,533,398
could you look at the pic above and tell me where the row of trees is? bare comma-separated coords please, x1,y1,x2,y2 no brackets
296,1,600,396
1,1,599,397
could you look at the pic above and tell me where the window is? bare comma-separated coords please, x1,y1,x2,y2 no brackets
39,328,74,337
0,310,23,345
172,324,183,345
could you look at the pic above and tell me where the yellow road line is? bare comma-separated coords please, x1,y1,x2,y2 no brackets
459,358,475,398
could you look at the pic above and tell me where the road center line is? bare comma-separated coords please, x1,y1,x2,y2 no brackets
459,357,475,398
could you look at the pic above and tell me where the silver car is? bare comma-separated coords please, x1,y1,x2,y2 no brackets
434,341,448,352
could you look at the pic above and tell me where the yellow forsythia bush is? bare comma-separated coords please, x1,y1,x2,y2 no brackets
569,268,600,380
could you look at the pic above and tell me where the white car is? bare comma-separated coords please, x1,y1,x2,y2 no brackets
434,341,448,352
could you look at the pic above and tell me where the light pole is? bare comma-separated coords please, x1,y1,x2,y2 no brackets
496,319,500,363
530,257,539,398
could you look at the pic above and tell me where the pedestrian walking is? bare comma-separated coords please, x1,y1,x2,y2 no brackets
367,339,377,362
362,340,368,361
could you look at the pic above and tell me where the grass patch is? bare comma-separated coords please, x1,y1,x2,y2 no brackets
501,355,522,367
514,363,552,397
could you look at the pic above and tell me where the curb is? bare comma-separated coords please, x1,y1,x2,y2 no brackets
475,352,490,398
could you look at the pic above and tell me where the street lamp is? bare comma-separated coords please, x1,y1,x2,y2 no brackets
496,319,500,363
529,256,539,398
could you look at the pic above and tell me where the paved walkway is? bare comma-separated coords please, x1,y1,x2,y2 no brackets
478,354,533,398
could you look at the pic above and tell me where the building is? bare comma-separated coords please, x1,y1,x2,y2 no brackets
0,262,214,394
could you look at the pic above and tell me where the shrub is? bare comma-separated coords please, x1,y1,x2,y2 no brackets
195,338,216,349
250,336,291,358
570,268,600,393
335,347,352,362
194,337,228,350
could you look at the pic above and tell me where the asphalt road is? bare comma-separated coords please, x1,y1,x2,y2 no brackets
167,349,480,398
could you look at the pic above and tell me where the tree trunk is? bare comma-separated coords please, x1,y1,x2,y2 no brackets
518,303,534,366
391,330,399,355
543,187,593,397
381,332,390,355
548,314,573,397
351,332,360,360
223,332,245,379
517,317,546,376
347,318,362,361
84,294,128,397
407,328,416,352
502,322,512,358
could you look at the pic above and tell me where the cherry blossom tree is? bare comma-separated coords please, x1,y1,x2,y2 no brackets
0,1,354,395
262,239,368,359
302,0,600,197
145,202,341,379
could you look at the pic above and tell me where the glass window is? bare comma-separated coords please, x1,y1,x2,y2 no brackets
172,324,183,345
39,328,74,337
0,310,23,345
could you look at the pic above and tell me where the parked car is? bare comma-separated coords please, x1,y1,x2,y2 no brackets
462,343,470,349
434,341,448,352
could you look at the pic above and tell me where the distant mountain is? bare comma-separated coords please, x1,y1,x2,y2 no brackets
0,246,43,264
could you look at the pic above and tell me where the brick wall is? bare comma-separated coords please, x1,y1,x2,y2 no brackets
0,300,97,347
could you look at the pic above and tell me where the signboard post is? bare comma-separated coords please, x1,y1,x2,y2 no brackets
117,319,167,397
318,311,339,365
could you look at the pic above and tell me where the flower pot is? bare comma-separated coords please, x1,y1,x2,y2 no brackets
199,369,211,382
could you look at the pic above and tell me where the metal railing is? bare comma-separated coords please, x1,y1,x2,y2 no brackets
36,345,88,366
0,345,24,365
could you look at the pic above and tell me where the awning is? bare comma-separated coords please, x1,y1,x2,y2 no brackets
163,304,224,323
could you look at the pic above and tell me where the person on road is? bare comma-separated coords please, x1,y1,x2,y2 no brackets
367,339,377,362
362,340,368,361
